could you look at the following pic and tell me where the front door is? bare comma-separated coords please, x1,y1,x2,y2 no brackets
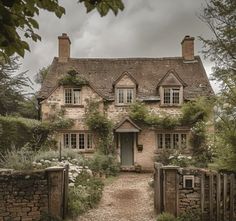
120,133,134,166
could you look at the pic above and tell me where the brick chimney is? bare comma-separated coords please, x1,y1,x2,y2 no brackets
58,33,71,62
181,35,195,61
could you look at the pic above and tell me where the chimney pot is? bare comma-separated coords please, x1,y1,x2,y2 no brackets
58,33,71,62
181,35,195,61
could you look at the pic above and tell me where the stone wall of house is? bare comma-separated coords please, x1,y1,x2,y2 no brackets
0,167,67,221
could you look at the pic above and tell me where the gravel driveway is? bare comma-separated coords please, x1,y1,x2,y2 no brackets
78,172,156,221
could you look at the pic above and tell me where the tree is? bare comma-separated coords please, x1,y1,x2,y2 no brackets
35,66,50,85
200,0,236,171
0,56,38,118
0,0,124,61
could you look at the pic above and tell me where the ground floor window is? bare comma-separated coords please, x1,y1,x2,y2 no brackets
157,132,187,149
63,132,93,150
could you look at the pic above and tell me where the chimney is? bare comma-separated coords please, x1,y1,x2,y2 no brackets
181,35,195,61
58,33,71,62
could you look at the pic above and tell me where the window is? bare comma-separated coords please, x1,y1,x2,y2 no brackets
163,88,180,105
63,132,93,150
183,175,194,189
64,88,81,105
117,88,134,104
157,133,188,149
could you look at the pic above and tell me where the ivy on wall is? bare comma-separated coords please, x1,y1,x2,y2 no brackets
58,69,88,87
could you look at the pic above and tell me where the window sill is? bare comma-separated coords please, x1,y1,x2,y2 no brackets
115,103,133,107
61,104,84,108
64,148,94,153
160,104,182,108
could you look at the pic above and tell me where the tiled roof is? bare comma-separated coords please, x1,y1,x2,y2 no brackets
38,56,214,101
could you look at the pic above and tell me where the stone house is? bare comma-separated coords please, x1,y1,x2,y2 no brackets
38,34,213,171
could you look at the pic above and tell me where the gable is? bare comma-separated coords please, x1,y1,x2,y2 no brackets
113,72,137,87
157,70,187,87
115,117,141,132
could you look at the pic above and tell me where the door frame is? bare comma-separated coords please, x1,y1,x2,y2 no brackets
119,132,134,166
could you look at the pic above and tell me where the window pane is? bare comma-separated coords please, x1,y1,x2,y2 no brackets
127,89,133,103
118,89,124,104
172,89,180,104
173,134,179,149
70,134,77,149
63,134,69,148
65,89,72,104
157,134,163,149
79,134,85,149
73,89,80,104
165,134,171,148
181,134,187,148
87,133,93,149
164,88,171,104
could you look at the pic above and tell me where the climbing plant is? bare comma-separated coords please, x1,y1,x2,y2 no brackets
58,70,88,87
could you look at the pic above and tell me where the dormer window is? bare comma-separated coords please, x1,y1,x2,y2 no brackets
64,88,81,105
117,88,134,105
164,88,180,105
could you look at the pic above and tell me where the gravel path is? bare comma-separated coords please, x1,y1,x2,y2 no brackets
78,172,156,221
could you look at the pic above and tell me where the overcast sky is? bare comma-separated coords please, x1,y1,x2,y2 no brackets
19,0,218,92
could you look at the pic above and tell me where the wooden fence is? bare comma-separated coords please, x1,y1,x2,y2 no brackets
154,163,236,221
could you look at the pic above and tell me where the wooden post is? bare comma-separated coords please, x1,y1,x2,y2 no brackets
223,174,227,221
216,174,221,221
209,173,214,221
154,163,163,215
201,173,205,221
46,167,65,219
63,164,69,218
229,174,235,221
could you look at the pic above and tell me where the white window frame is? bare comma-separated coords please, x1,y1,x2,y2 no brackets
162,87,181,106
116,88,134,105
63,132,93,150
157,132,188,149
64,88,81,105
183,175,195,189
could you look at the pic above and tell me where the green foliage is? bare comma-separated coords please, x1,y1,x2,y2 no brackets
88,153,120,176
200,0,236,172
79,0,124,17
58,70,88,87
85,100,114,155
180,97,213,125
156,212,176,221
68,170,104,217
177,209,201,221
0,0,65,59
35,66,50,85
0,114,73,152
0,145,35,170
129,102,180,129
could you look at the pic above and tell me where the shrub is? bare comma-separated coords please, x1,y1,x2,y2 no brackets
0,145,35,170
156,212,177,221
68,170,104,217
88,153,120,176
177,209,201,221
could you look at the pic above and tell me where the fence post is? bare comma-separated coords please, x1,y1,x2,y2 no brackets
229,174,235,221
223,174,227,221
154,163,163,215
209,173,214,221
46,167,65,219
63,164,69,218
201,173,205,221
216,173,221,221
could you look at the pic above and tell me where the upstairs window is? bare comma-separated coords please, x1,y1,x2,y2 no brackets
63,132,93,150
163,88,180,105
157,133,187,149
64,88,81,105
117,88,134,105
